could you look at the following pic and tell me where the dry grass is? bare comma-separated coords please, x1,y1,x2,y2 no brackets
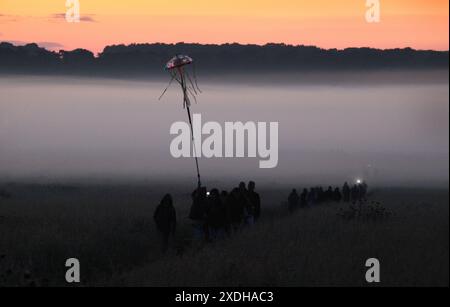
0,184,448,287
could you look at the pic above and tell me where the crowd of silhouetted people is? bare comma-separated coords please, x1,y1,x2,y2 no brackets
288,181,368,212
153,181,260,251
153,180,367,252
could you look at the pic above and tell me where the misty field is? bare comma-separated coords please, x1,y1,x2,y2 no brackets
0,183,448,287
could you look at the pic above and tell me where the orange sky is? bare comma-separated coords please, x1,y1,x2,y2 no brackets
0,0,448,53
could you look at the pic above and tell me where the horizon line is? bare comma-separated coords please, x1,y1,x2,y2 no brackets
1,41,449,55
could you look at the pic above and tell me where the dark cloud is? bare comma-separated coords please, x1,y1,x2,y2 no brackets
1,13,96,23
50,13,96,22
37,41,65,49
3,40,26,45
3,40,64,50
80,16,96,22
50,13,66,19
0,14,19,22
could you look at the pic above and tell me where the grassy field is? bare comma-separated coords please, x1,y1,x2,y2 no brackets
0,183,448,287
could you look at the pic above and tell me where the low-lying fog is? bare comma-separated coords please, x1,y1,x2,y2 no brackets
0,71,448,187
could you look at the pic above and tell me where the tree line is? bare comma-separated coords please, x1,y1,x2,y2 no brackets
0,41,448,76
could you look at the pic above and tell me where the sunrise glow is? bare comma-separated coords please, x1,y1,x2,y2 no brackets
0,0,448,53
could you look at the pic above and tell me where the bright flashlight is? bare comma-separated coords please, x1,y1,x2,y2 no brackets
206,191,210,196
356,179,362,184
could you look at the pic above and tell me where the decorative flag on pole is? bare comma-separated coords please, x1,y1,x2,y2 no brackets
159,54,202,188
